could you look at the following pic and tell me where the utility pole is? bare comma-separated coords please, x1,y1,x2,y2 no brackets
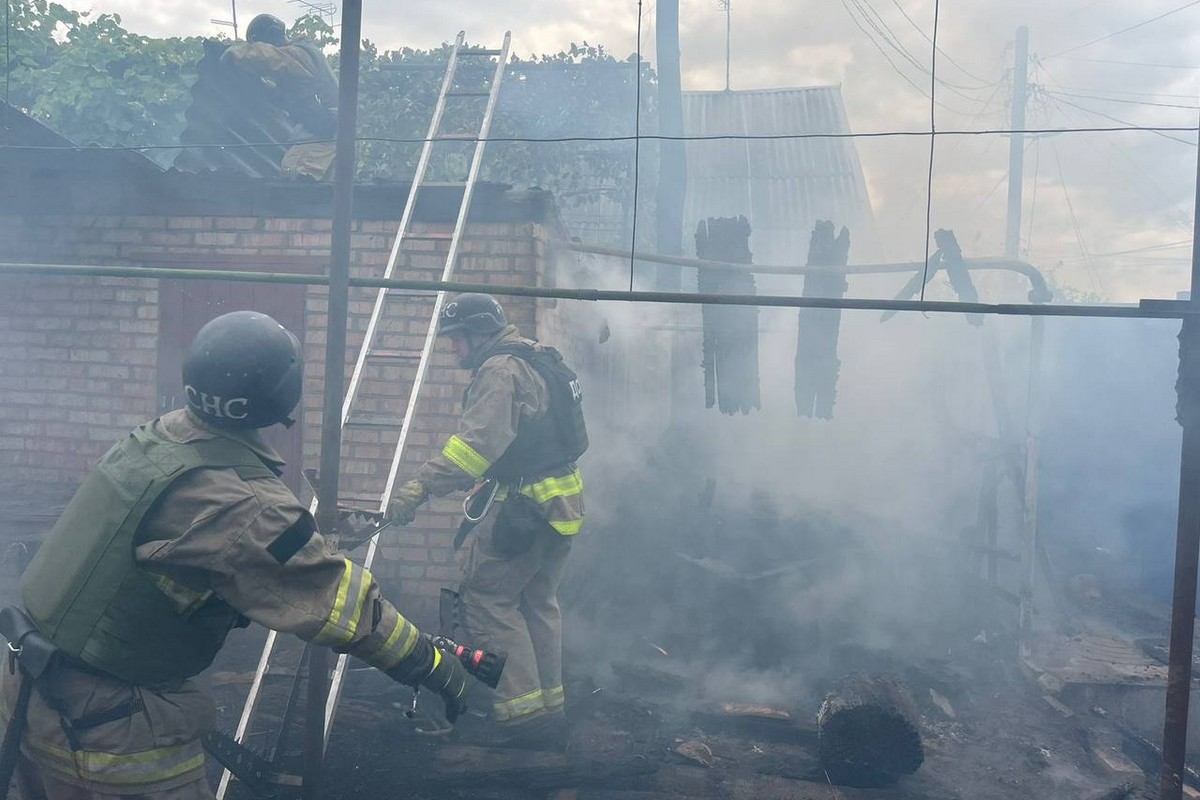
1004,26,1029,260
656,0,689,419
999,26,1045,651
1159,106,1200,800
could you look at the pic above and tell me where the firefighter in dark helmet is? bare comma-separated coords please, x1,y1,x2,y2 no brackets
0,311,471,799
387,293,588,749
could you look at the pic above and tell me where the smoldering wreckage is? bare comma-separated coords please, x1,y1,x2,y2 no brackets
0,10,1197,800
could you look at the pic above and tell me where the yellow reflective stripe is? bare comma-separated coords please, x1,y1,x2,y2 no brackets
314,559,370,647
494,688,545,723
442,435,492,479
548,518,583,535
370,613,421,671
146,572,211,615
520,469,584,504
24,738,205,786
543,685,565,710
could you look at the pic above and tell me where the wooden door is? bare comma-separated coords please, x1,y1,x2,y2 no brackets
149,255,323,496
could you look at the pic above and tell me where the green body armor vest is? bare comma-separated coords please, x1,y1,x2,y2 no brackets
21,423,277,686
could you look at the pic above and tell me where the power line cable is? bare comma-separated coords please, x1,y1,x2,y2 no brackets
1049,0,1200,58
2,126,1198,154
885,0,990,85
1025,137,1042,260
1046,92,1195,231
919,0,939,300
1047,84,1200,101
1051,56,1200,70
1051,139,1102,295
1049,94,1198,146
1047,89,1199,111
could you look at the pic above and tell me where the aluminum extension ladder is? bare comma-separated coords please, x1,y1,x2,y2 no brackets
216,31,512,798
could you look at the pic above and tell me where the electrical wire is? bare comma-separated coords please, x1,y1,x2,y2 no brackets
1050,140,1101,295
629,0,642,292
1050,56,1200,70
919,0,939,300
1049,0,1200,58
1046,89,1199,111
1025,137,1041,261
1049,95,1198,146
2,124,1196,154
1045,92,1195,231
885,0,990,86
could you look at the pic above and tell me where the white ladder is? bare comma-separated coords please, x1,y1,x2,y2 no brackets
216,30,512,797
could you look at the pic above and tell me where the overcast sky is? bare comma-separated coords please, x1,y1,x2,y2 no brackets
57,0,1200,302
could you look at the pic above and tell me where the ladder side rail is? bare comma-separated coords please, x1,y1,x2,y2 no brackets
322,31,513,746
218,34,471,797
342,32,467,425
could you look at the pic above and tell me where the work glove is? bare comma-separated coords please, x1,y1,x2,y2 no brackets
387,635,469,724
387,479,428,526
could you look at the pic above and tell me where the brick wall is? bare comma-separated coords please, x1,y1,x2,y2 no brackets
0,210,555,624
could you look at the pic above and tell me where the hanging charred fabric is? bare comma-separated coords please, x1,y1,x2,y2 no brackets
795,220,851,419
695,216,760,414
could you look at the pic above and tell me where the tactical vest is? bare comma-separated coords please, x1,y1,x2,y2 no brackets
21,424,277,686
483,343,589,481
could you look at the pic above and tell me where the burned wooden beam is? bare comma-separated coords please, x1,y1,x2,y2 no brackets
795,220,850,419
817,674,924,787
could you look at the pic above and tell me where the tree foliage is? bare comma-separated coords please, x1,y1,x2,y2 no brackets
5,1,202,162
4,3,657,233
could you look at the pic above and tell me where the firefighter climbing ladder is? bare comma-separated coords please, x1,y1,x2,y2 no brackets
216,31,512,798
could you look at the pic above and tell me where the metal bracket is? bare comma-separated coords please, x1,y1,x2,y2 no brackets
202,731,302,797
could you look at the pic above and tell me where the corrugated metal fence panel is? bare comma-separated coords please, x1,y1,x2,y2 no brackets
682,87,876,265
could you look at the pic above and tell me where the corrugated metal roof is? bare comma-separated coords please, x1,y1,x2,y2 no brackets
682,87,875,265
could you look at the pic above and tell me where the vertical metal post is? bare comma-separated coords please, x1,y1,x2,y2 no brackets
304,2,361,798
655,0,688,420
230,0,239,40
1004,26,1029,261
1159,108,1200,800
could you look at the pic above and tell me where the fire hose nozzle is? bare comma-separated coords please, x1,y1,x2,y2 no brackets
431,635,506,689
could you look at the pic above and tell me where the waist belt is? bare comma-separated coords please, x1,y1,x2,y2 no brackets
0,607,145,799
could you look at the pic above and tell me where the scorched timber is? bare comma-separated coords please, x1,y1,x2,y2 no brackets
817,674,924,787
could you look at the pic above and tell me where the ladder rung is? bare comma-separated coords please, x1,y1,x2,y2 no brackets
368,349,423,361
434,133,478,141
417,181,468,188
404,232,454,240
445,90,491,97
459,48,502,56
346,415,400,429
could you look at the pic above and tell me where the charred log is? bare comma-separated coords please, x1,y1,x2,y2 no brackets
817,674,924,787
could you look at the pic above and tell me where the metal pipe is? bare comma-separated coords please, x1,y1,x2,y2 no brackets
304,1,362,796
1160,108,1200,800
0,261,1190,319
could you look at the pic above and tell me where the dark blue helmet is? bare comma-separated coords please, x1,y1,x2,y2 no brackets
439,293,507,336
182,311,303,429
